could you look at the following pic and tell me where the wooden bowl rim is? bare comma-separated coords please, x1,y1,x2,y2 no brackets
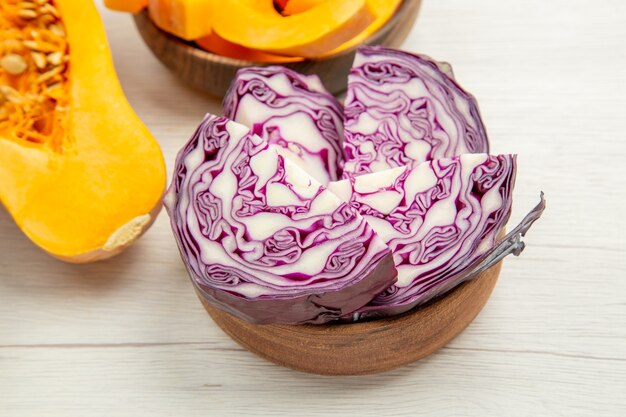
133,0,416,67
201,262,502,375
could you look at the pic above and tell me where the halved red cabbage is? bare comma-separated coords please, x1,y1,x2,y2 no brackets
342,46,490,176
328,154,535,319
223,66,344,185
164,114,397,324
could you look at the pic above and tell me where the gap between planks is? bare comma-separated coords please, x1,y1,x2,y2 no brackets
1,342,624,364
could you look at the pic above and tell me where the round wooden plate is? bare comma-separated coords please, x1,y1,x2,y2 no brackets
133,0,422,96
199,262,502,376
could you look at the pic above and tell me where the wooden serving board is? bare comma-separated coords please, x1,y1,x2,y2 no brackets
200,262,502,376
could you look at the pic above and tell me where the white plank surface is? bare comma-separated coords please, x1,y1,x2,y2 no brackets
1,1,625,415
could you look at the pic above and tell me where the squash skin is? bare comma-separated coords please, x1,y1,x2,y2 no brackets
195,33,303,63
325,0,402,55
283,0,325,14
0,0,166,262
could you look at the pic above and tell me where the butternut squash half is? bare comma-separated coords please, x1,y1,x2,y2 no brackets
0,0,166,263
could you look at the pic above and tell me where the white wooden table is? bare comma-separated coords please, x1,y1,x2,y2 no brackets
2,1,625,415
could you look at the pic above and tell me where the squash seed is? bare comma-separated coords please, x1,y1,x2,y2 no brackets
48,24,65,37
39,3,59,18
0,86,22,104
39,13,55,25
36,65,63,83
31,51,47,69
19,2,37,9
17,9,38,19
1,54,28,75
47,51,63,66
3,39,23,52
22,40,39,50
22,39,57,52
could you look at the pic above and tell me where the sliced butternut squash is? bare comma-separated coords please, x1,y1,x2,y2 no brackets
195,33,303,63
282,0,325,15
106,0,386,59
104,0,148,13
212,0,375,57
148,0,213,41
328,0,402,53
0,0,165,262
281,0,403,56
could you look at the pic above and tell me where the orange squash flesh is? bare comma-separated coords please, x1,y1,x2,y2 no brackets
0,0,166,262
148,0,213,41
212,0,375,57
282,0,403,56
104,0,148,14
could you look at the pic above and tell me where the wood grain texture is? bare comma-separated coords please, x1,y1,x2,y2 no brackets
203,263,501,375
132,0,421,96
1,0,626,416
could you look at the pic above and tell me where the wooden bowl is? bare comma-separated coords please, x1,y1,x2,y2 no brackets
133,0,422,97
199,262,502,375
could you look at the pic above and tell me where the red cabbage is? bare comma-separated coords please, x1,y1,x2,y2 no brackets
328,154,531,319
352,193,546,320
223,66,344,185
164,114,397,324
342,46,489,176
165,46,545,326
